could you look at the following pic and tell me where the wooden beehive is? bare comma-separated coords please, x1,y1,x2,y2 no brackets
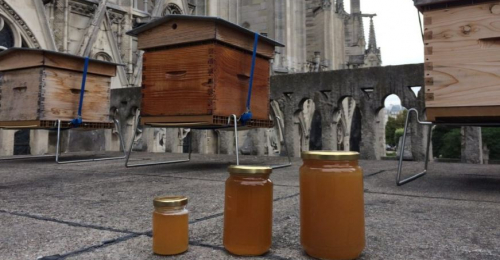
415,0,500,123
127,15,284,128
0,48,118,129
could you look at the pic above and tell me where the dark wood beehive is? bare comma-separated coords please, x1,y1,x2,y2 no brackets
127,15,284,128
415,0,500,123
0,48,118,129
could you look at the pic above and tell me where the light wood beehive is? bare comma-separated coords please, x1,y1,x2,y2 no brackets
415,0,500,123
0,48,118,128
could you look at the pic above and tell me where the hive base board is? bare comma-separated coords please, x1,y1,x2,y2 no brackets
140,115,274,129
0,118,126,164
426,106,500,124
0,120,114,130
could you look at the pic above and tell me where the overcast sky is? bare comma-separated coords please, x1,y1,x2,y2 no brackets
345,0,424,106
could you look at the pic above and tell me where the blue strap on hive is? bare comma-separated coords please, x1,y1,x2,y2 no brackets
71,56,90,127
240,33,259,125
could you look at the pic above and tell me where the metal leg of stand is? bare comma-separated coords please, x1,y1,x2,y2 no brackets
396,108,433,186
230,114,240,165
56,118,127,164
125,109,192,168
270,116,292,169
229,114,292,169
0,118,126,163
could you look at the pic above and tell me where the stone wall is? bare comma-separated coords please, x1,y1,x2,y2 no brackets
270,64,427,159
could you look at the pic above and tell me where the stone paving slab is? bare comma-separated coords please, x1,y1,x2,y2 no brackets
364,161,500,203
1,153,500,259
182,193,500,260
65,236,267,260
0,213,123,260
1,174,298,233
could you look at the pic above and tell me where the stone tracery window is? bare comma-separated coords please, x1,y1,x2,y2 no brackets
94,52,113,62
162,3,183,16
0,16,15,50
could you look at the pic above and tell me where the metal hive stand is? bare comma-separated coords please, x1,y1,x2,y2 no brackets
396,108,500,186
125,109,292,169
0,118,126,164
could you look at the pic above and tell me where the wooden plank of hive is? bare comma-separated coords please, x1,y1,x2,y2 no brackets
41,68,111,122
137,20,216,50
0,68,43,121
0,120,42,128
216,25,276,58
44,52,117,77
141,44,214,117
0,51,44,72
427,106,500,122
424,2,500,109
213,44,270,120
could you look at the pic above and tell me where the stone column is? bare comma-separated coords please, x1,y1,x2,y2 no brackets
200,130,218,155
280,96,299,157
242,129,267,156
163,129,184,153
48,130,70,154
321,120,336,150
219,131,235,155
30,130,49,155
359,102,379,160
461,126,483,164
0,129,15,156
105,127,123,152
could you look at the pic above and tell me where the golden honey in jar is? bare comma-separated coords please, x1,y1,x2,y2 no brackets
152,196,189,255
300,151,365,260
223,165,273,256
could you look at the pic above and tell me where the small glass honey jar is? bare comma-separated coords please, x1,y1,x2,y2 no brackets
223,165,273,256
152,196,189,255
300,151,365,260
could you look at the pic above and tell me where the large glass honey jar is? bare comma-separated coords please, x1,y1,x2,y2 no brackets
223,165,273,256
152,196,189,255
300,151,365,260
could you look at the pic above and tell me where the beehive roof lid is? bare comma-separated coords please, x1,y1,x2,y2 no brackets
414,0,497,11
0,48,124,67
0,48,122,77
126,15,285,47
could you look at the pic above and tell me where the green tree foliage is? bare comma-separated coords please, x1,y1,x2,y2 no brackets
440,128,461,158
482,127,500,159
432,127,500,159
385,109,408,147
394,128,404,146
432,126,456,157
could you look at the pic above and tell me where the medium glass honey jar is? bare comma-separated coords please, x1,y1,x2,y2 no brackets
223,165,273,256
152,196,189,255
300,151,365,260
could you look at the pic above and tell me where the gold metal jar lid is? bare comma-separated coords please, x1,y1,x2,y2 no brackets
153,196,188,208
301,151,359,161
228,165,272,175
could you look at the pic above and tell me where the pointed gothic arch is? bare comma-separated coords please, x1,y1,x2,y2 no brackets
0,1,40,49
162,3,183,16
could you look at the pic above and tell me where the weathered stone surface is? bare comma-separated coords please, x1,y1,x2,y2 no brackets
0,213,123,260
1,154,500,259
461,126,483,164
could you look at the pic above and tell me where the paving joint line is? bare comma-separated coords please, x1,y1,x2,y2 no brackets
38,233,143,260
0,209,142,235
188,241,293,260
130,173,226,183
35,192,301,259
364,169,389,178
365,190,500,204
